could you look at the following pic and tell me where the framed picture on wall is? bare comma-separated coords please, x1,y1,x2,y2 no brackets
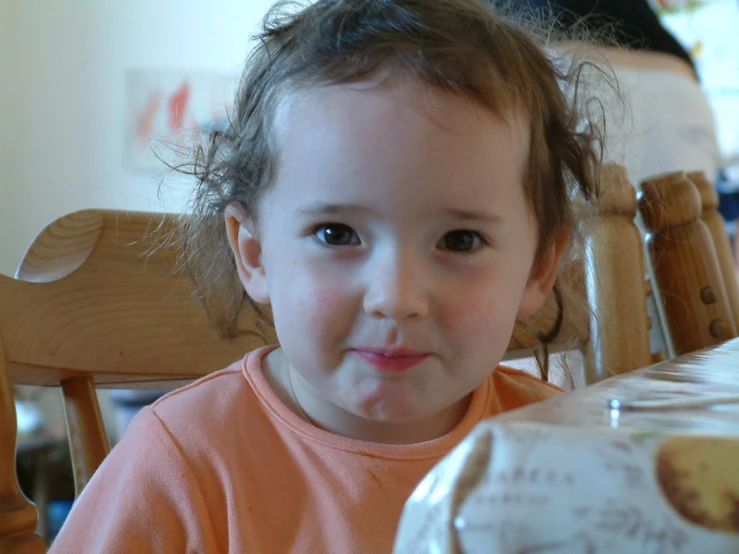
124,69,236,172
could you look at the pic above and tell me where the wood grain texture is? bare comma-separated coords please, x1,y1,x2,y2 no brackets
15,211,103,283
689,171,739,330
1,210,274,388
640,171,737,354
512,164,651,382
0,337,47,553
61,377,111,497
0,210,276,546
582,164,652,382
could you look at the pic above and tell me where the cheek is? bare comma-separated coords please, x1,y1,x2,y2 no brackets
439,272,525,345
274,269,356,345
442,293,499,336
302,288,347,329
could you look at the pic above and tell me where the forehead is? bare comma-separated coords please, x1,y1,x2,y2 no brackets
275,76,529,151
267,78,531,215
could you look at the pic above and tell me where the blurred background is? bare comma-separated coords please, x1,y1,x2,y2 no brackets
656,0,739,214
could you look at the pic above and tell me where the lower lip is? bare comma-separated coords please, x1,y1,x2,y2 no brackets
352,351,430,372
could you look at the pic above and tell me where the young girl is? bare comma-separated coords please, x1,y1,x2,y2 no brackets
51,0,599,551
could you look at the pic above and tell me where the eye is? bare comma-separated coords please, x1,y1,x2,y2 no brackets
314,223,360,246
437,230,484,253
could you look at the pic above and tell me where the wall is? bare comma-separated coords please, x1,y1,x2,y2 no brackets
1,0,276,276
1,0,13,270
2,0,280,440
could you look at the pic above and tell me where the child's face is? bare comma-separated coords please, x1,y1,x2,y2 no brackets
228,78,563,441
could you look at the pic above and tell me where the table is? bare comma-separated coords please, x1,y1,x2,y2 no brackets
496,337,739,434
394,339,739,553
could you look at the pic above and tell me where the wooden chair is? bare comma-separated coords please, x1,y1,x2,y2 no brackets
0,163,654,551
689,170,739,329
505,163,653,384
0,211,272,552
639,171,738,356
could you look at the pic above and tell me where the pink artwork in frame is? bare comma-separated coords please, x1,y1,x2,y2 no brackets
125,69,236,172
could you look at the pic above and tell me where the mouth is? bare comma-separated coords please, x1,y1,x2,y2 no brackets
350,348,430,372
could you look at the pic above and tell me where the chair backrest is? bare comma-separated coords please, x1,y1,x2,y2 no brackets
689,170,739,328
0,163,654,550
639,171,738,356
507,163,653,382
0,210,272,552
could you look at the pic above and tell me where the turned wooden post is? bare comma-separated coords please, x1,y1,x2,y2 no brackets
639,171,737,354
0,338,47,553
582,164,652,383
61,377,111,498
688,171,739,330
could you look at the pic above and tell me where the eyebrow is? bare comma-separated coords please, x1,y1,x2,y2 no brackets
444,209,504,224
293,203,372,217
293,203,503,224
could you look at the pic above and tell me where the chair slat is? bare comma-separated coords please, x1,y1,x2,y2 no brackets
61,377,111,497
640,171,737,354
690,170,739,330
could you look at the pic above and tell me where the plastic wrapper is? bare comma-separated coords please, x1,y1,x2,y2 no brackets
394,340,739,554
394,422,739,553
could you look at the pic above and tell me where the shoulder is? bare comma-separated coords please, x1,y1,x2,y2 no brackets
142,356,261,459
50,354,273,552
141,347,287,463
490,365,563,412
554,42,696,80
150,359,249,423
50,406,220,552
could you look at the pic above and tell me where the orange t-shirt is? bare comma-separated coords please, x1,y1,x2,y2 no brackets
50,346,561,553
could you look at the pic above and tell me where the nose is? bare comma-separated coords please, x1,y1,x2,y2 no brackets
362,249,430,320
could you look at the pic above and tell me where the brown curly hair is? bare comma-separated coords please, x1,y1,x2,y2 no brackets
179,0,601,348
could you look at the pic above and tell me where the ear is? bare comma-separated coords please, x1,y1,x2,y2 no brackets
517,228,569,317
224,203,270,305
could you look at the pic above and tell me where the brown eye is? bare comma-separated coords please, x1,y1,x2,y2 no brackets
438,230,483,252
315,223,360,246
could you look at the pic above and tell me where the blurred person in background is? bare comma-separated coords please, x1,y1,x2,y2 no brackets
492,0,722,189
